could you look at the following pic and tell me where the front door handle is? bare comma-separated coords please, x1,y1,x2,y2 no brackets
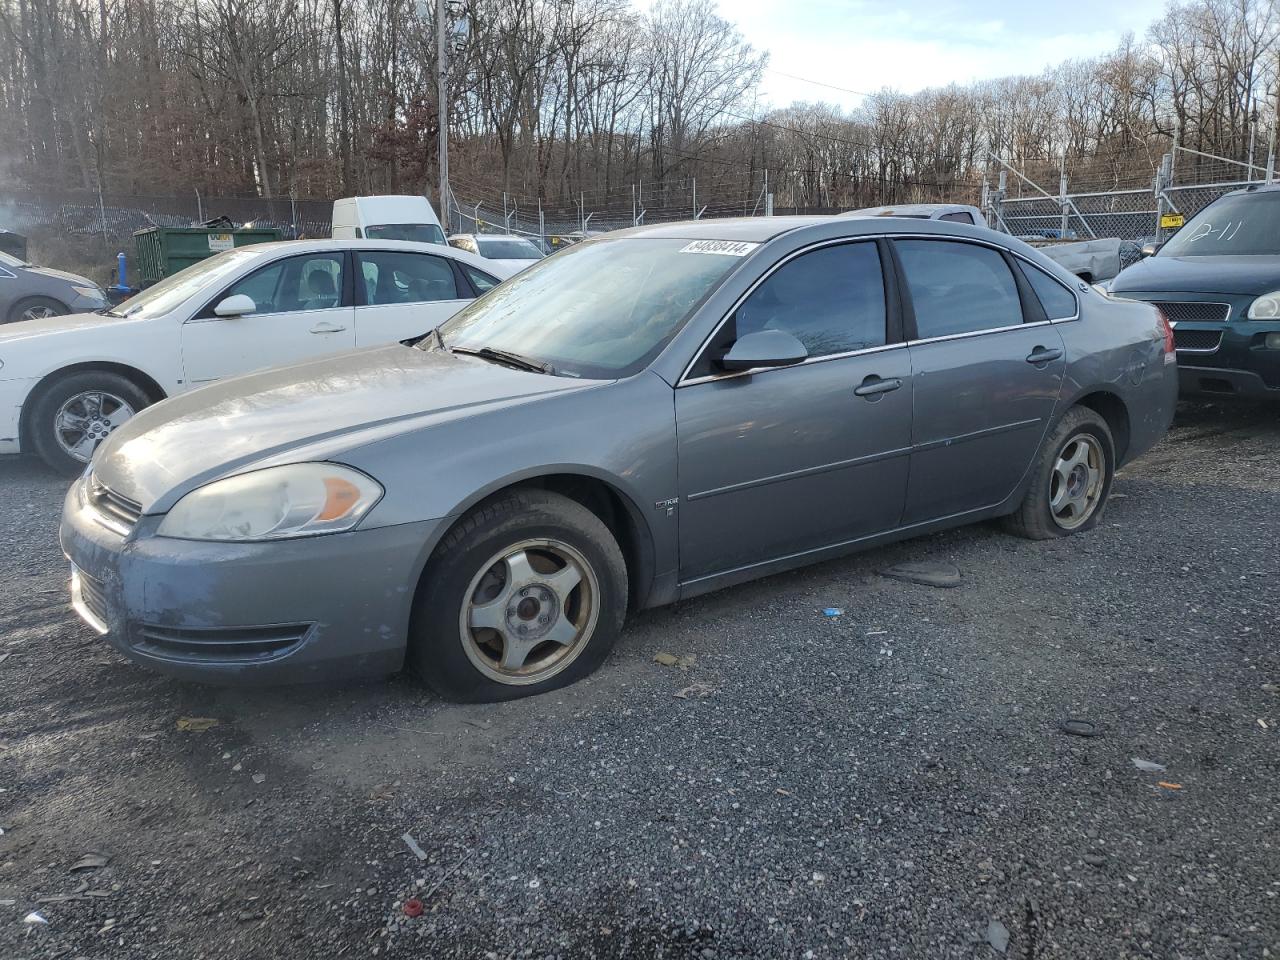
310,322,348,334
1026,346,1063,365
853,375,903,399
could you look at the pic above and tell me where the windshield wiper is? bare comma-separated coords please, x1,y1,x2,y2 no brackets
452,345,554,375
98,307,127,318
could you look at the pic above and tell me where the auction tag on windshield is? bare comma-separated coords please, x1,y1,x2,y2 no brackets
678,240,759,257
1160,213,1184,229
208,232,235,252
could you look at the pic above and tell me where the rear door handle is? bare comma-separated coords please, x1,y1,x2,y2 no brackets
310,322,348,334
1026,346,1063,365
853,376,903,399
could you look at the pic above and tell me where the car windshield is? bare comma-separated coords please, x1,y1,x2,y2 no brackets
434,237,748,379
1161,192,1280,257
477,238,543,260
365,223,446,245
112,247,266,320
0,250,26,267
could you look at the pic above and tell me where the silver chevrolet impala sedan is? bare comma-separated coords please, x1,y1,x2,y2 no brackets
60,217,1178,701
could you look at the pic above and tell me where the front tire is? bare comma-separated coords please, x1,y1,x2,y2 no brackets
7,296,68,324
408,489,628,702
1004,406,1114,540
26,371,152,475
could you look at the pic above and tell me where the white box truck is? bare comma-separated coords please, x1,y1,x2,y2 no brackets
331,196,447,245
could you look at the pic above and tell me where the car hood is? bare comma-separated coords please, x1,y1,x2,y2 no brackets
0,309,123,342
1110,254,1280,296
24,265,98,287
94,344,600,512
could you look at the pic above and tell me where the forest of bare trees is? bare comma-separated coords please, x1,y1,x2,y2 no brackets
0,0,1277,210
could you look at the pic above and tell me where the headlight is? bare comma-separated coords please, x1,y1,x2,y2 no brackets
1247,291,1280,320
157,464,382,541
72,285,106,301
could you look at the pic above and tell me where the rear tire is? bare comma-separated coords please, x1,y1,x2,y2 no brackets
1003,406,1114,541
408,489,628,702
26,371,152,476
7,296,68,324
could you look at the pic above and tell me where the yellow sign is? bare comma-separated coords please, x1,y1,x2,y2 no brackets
1160,213,1185,229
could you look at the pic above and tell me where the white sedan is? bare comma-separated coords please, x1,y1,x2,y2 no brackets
0,238,515,473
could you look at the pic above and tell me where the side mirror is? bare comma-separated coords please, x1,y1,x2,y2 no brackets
213,294,256,317
1140,242,1162,258
718,329,808,372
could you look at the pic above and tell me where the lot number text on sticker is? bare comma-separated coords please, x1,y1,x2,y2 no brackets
679,240,759,257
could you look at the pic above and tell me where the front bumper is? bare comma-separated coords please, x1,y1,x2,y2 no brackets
1113,291,1280,398
59,480,443,684
0,376,36,454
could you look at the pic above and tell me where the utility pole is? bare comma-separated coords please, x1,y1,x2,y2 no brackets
1268,52,1279,182
436,0,449,221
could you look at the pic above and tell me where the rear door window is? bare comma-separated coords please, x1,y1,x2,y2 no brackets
895,240,1024,339
357,251,460,305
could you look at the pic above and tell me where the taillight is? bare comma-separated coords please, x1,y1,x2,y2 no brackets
1157,308,1175,358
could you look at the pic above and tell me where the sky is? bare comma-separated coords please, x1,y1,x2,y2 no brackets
725,0,1172,111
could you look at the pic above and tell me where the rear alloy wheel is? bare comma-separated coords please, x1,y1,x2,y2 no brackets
1004,405,1115,540
27,371,153,475
409,489,627,702
8,296,68,324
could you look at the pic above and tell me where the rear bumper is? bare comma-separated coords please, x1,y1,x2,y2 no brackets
59,479,442,684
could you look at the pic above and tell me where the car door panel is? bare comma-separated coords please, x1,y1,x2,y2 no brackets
676,348,912,582
674,240,912,584
892,237,1066,524
905,326,1065,522
181,252,354,384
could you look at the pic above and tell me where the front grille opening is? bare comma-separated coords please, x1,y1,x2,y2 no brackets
77,570,109,624
87,477,142,532
131,623,312,663
1155,301,1231,322
1174,329,1222,352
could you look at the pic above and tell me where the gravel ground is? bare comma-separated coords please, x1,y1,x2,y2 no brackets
1,401,1278,960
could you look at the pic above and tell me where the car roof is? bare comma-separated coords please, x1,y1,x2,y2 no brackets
1224,182,1280,198
221,237,506,277
610,216,846,243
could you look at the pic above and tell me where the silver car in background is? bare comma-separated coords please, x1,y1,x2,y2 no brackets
1,250,108,323
60,217,1177,701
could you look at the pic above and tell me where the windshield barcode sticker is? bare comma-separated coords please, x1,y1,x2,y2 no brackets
678,240,759,257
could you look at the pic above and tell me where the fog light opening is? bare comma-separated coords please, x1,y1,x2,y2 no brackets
1265,333,1280,350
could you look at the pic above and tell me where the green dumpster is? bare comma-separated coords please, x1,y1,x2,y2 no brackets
132,226,282,283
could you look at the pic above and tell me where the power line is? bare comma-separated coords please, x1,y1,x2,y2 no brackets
768,70,875,100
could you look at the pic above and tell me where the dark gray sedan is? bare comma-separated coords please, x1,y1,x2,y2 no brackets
0,250,108,323
60,217,1177,701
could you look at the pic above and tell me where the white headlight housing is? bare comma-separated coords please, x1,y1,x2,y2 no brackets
1247,290,1280,320
157,464,382,541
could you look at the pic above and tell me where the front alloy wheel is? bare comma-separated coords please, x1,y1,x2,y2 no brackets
409,489,628,702
55,391,137,464
461,539,599,685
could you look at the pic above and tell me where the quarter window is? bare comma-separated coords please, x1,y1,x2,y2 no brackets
896,239,1023,339
1021,263,1078,320
219,253,345,316
939,211,976,224
734,242,887,358
358,251,459,305
460,263,500,293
